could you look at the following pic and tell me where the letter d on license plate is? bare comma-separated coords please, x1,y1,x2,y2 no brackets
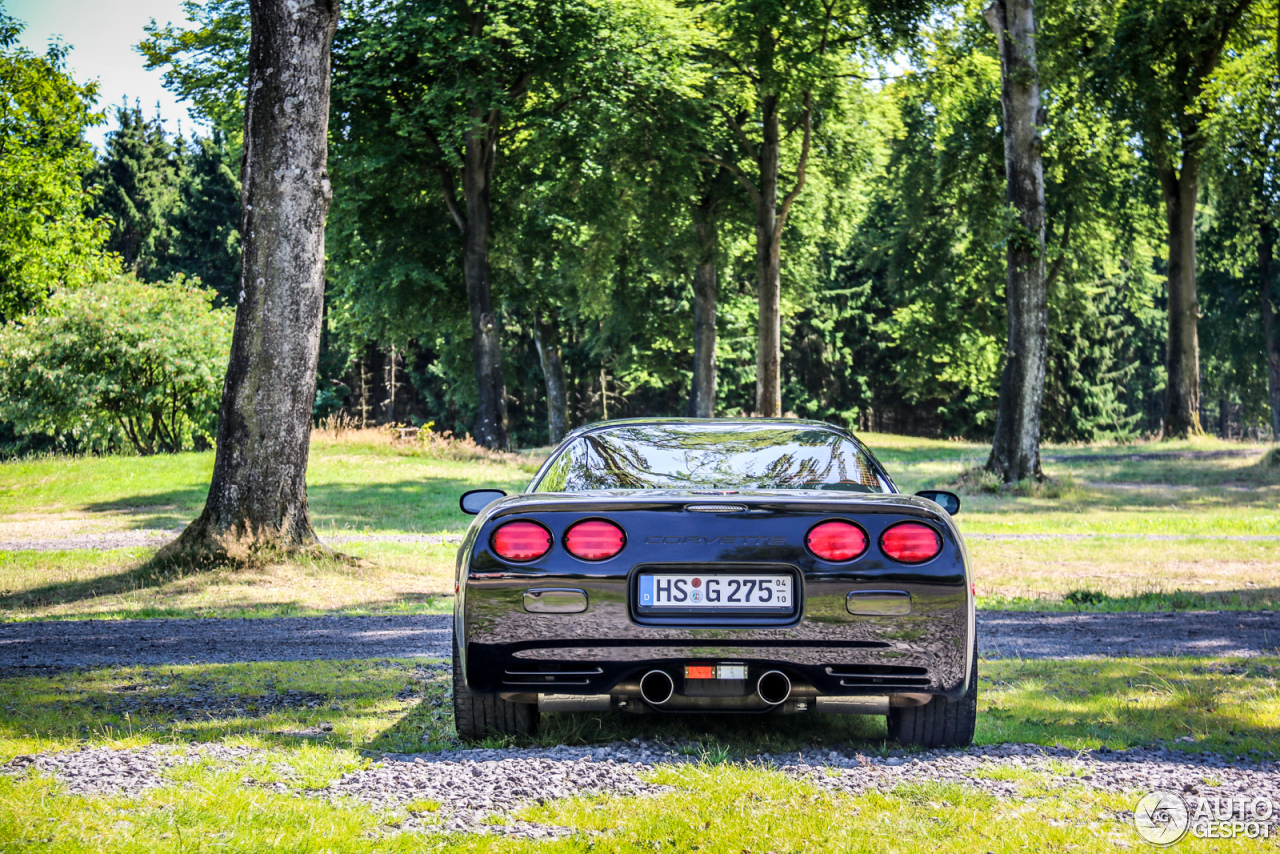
637,573,793,612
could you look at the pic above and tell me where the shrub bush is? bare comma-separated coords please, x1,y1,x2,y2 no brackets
0,276,233,454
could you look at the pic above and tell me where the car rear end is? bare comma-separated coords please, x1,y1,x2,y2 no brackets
454,490,974,730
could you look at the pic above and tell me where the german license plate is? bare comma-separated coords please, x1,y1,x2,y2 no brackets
637,573,793,611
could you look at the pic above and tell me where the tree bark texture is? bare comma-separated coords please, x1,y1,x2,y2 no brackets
1159,161,1204,437
533,310,569,444
755,92,782,418
1261,222,1280,438
166,0,340,559
461,108,510,450
690,194,718,419
984,0,1048,483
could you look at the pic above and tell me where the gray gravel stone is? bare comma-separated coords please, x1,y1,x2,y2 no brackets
6,740,1277,838
2,744,257,797
3,611,1279,676
321,753,670,836
0,615,453,675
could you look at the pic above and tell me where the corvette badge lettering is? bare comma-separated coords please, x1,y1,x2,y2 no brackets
644,535,786,545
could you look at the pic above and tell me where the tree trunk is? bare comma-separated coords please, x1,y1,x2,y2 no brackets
461,107,510,450
163,0,339,561
984,0,1048,483
1261,222,1280,438
1159,161,1204,438
532,310,568,444
690,194,718,418
755,92,782,418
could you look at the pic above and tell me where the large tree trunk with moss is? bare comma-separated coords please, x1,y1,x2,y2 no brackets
533,309,568,444
1262,222,1280,438
164,0,339,561
984,0,1048,483
1159,161,1204,438
690,194,718,418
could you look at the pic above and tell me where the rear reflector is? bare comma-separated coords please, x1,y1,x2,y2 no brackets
684,664,746,680
491,521,552,561
805,520,869,561
563,519,626,561
880,522,942,564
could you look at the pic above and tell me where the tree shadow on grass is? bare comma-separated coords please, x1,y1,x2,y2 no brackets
5,654,1276,766
78,476,521,533
0,555,205,613
0,551,455,620
0,659,455,753
368,654,1280,762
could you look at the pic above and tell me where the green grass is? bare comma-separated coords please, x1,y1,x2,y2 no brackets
0,541,458,621
0,436,534,538
967,537,1280,611
11,763,1260,853
2,656,1275,763
0,659,454,758
1,431,1277,618
3,434,1277,848
872,433,1280,538
0,655,1276,851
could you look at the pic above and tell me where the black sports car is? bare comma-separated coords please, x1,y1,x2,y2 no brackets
453,418,976,747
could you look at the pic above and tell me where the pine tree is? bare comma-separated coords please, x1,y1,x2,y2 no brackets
164,131,242,301
90,101,181,279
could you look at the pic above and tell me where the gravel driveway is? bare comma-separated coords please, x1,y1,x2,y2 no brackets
1,610,1277,675
3,611,1278,839
6,741,1277,839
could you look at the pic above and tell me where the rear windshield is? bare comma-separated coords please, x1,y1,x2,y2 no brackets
532,424,888,493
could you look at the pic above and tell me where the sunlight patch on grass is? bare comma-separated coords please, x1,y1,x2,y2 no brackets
0,655,1275,850
0,659,456,761
0,542,457,621
968,538,1280,610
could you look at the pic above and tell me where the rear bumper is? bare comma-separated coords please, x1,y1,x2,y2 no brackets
461,572,973,703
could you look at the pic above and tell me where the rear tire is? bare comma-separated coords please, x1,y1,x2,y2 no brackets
452,632,538,742
887,651,977,749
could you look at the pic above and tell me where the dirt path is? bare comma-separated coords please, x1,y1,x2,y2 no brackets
1,611,1276,676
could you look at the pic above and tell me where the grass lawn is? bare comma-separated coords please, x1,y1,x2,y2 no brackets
0,654,1275,851
2,431,1278,849
0,430,1277,619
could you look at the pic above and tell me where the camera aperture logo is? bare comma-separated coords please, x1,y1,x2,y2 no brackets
1134,790,1274,845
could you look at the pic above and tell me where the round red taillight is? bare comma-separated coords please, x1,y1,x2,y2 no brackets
880,522,942,564
564,519,626,561
491,521,552,562
805,520,868,562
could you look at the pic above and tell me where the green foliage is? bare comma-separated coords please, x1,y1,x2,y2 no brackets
129,0,1280,446
0,10,115,320
0,276,233,455
89,103,184,280
138,0,250,148
1197,1,1279,431
1098,0,1255,168
161,131,241,301
813,10,1169,441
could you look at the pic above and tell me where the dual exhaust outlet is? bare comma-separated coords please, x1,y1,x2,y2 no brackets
638,668,792,707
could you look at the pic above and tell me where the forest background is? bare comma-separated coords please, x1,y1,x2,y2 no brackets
2,0,1278,455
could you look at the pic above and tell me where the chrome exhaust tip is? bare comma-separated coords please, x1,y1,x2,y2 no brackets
639,670,675,706
756,670,792,705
